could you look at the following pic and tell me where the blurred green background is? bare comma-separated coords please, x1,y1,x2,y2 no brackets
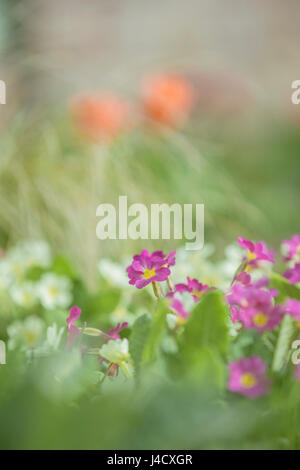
0,0,299,277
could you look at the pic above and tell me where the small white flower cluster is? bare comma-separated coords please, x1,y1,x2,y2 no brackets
7,315,45,351
7,315,65,355
0,241,73,310
99,338,134,378
98,257,136,326
37,273,72,309
173,243,266,290
98,258,129,288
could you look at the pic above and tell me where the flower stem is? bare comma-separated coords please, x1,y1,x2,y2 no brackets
167,276,174,292
152,281,160,298
231,260,248,286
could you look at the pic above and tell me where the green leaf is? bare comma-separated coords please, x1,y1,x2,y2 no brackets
272,315,296,373
178,290,228,382
51,255,78,279
86,288,121,320
142,299,168,365
26,265,45,281
130,314,152,377
228,329,259,361
270,273,300,301
189,347,227,389
180,290,228,357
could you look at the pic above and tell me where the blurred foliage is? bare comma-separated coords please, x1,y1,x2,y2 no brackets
0,113,299,289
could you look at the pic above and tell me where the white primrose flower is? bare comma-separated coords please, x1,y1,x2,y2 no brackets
0,259,13,289
99,338,133,378
7,315,44,350
10,281,38,308
227,318,242,337
166,313,178,330
172,244,217,285
5,253,28,282
35,323,65,355
217,244,245,280
98,259,128,288
9,240,52,271
46,323,65,350
37,273,72,309
110,305,135,326
100,338,130,364
0,241,51,284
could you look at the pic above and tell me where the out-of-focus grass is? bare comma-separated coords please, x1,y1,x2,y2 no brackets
2,112,294,286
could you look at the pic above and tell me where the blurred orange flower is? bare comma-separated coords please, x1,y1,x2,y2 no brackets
141,74,194,126
71,93,130,141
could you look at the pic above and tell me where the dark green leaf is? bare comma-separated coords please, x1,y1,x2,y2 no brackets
130,313,151,377
142,299,168,365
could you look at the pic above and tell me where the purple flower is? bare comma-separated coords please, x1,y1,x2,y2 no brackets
238,237,275,266
168,297,190,322
127,249,174,289
283,263,300,284
284,298,300,322
230,306,239,323
104,322,128,341
239,304,284,332
282,235,300,262
166,277,214,325
227,283,283,332
235,273,278,297
228,356,272,399
174,276,213,301
236,271,252,285
228,283,273,310
66,305,82,346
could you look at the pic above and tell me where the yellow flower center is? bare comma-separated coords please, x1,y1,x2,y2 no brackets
297,245,300,255
143,268,156,279
12,263,22,276
240,372,257,388
241,298,248,307
23,293,33,306
191,290,203,299
49,286,58,297
253,313,268,327
245,264,254,273
176,315,187,326
247,250,257,261
24,331,37,345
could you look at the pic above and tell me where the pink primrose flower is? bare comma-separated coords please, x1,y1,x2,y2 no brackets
238,237,275,266
174,276,213,302
284,298,300,321
283,263,300,284
227,284,283,331
228,356,272,398
282,235,300,262
66,305,82,346
127,250,175,289
104,322,128,341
